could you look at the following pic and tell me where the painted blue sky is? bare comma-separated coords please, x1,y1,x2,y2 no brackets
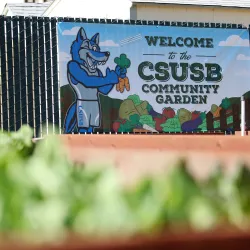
58,22,250,113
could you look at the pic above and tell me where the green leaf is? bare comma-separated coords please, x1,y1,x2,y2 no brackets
127,94,141,106
198,118,207,131
129,114,140,125
114,54,131,69
188,196,220,231
200,112,206,121
2,125,250,239
161,116,181,132
139,115,156,128
220,98,231,110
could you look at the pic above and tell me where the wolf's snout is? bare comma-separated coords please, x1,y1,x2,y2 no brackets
105,52,110,57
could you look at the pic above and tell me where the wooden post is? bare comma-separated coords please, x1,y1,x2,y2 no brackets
101,99,111,132
110,108,118,131
219,108,227,131
63,91,73,120
232,103,240,131
206,111,214,131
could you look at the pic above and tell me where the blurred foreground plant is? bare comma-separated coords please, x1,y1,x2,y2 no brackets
0,126,250,244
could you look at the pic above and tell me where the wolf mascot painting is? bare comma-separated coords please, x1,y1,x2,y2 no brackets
64,27,128,134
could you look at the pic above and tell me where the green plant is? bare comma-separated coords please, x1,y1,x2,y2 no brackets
1,126,250,243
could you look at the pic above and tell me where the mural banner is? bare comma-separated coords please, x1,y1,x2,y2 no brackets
58,22,250,133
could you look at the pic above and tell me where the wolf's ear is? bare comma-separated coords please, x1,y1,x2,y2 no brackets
91,33,100,45
77,27,87,42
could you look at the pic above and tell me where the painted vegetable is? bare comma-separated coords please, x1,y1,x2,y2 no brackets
116,78,124,93
198,118,207,131
129,114,141,126
127,94,141,106
116,114,142,132
227,115,233,125
136,101,149,116
161,116,181,132
162,107,175,119
200,112,206,121
114,54,131,93
154,116,167,132
116,77,130,93
213,107,222,118
118,120,133,132
148,107,161,118
116,81,120,92
139,115,156,128
119,99,139,120
181,116,203,132
211,104,218,114
124,77,130,91
192,111,200,120
221,97,231,110
213,120,220,129
113,121,120,132
178,108,192,125
114,54,131,69
120,119,127,124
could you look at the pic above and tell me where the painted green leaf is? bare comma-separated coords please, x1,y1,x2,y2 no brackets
221,98,231,110
161,116,181,132
198,118,207,131
213,120,220,129
114,54,131,69
227,115,233,125
127,94,141,106
139,115,156,128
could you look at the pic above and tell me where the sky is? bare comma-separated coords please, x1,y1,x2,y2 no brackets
46,0,132,19
57,22,250,113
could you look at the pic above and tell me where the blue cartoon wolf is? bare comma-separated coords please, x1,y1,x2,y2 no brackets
64,27,127,134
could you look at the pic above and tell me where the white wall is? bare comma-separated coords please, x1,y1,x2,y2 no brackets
42,0,250,26
43,0,132,19
2,0,250,26
134,4,250,26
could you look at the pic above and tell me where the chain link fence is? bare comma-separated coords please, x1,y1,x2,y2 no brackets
1,16,249,136
0,16,60,138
